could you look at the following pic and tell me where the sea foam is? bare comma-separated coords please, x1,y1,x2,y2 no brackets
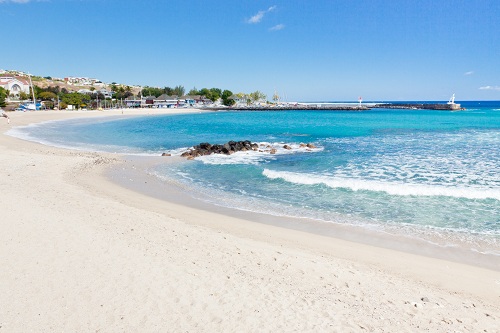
262,169,500,200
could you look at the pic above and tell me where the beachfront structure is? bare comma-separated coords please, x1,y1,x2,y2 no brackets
0,76,31,100
181,95,210,106
154,94,179,108
124,96,141,108
123,95,212,108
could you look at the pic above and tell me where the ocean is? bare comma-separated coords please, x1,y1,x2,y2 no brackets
9,101,500,262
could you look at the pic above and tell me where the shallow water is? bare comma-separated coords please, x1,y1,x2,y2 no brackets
9,102,500,257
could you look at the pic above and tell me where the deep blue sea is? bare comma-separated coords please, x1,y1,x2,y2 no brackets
9,101,500,256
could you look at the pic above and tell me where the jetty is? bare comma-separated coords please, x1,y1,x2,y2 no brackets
202,95,464,111
204,104,371,111
372,103,464,111
372,94,463,111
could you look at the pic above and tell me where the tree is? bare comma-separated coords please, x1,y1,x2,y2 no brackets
19,92,30,101
188,87,199,95
250,90,266,103
46,85,60,94
221,89,235,106
39,91,57,101
62,92,89,109
173,85,185,97
142,86,163,97
200,88,222,102
210,88,222,99
0,87,7,107
163,86,174,96
199,88,210,98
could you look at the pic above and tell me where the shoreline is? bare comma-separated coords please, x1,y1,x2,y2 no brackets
1,110,499,331
109,154,500,271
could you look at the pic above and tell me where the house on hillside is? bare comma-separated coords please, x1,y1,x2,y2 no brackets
96,89,114,99
77,89,93,95
64,77,103,86
0,76,31,100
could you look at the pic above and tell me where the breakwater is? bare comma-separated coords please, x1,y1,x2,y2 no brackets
203,105,370,111
201,102,464,111
372,103,464,110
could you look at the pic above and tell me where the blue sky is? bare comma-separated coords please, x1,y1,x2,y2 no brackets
1,0,499,101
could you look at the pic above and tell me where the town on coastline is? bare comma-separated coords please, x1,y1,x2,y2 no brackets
0,69,462,112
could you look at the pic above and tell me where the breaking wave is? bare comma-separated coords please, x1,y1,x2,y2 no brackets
262,169,500,200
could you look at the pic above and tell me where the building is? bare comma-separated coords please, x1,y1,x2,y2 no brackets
124,96,141,108
229,94,249,106
96,89,114,99
77,89,93,95
181,95,210,106
0,76,31,100
64,77,103,86
154,94,179,108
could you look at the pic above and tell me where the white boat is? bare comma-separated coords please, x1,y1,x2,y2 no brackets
19,102,41,111
20,73,39,111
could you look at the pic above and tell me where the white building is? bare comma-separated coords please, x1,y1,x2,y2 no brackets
0,76,31,100
64,77,103,86
97,89,114,99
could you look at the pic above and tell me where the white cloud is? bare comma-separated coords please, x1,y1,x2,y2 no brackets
247,5,277,24
479,86,500,91
464,71,474,76
269,24,285,31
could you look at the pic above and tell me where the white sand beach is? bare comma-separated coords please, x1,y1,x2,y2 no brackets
1,109,499,332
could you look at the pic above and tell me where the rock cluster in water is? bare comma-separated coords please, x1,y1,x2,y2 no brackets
170,141,317,159
179,141,258,159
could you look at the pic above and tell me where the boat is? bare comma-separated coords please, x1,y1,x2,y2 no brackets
18,102,42,111
19,73,39,111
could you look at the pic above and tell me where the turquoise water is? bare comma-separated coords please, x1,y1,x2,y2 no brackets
10,102,500,255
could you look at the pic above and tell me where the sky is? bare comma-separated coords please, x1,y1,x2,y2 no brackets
1,0,499,101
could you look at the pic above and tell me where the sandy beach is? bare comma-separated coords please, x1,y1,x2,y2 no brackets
1,109,499,332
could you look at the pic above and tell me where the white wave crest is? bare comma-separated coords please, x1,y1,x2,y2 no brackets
262,169,500,200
